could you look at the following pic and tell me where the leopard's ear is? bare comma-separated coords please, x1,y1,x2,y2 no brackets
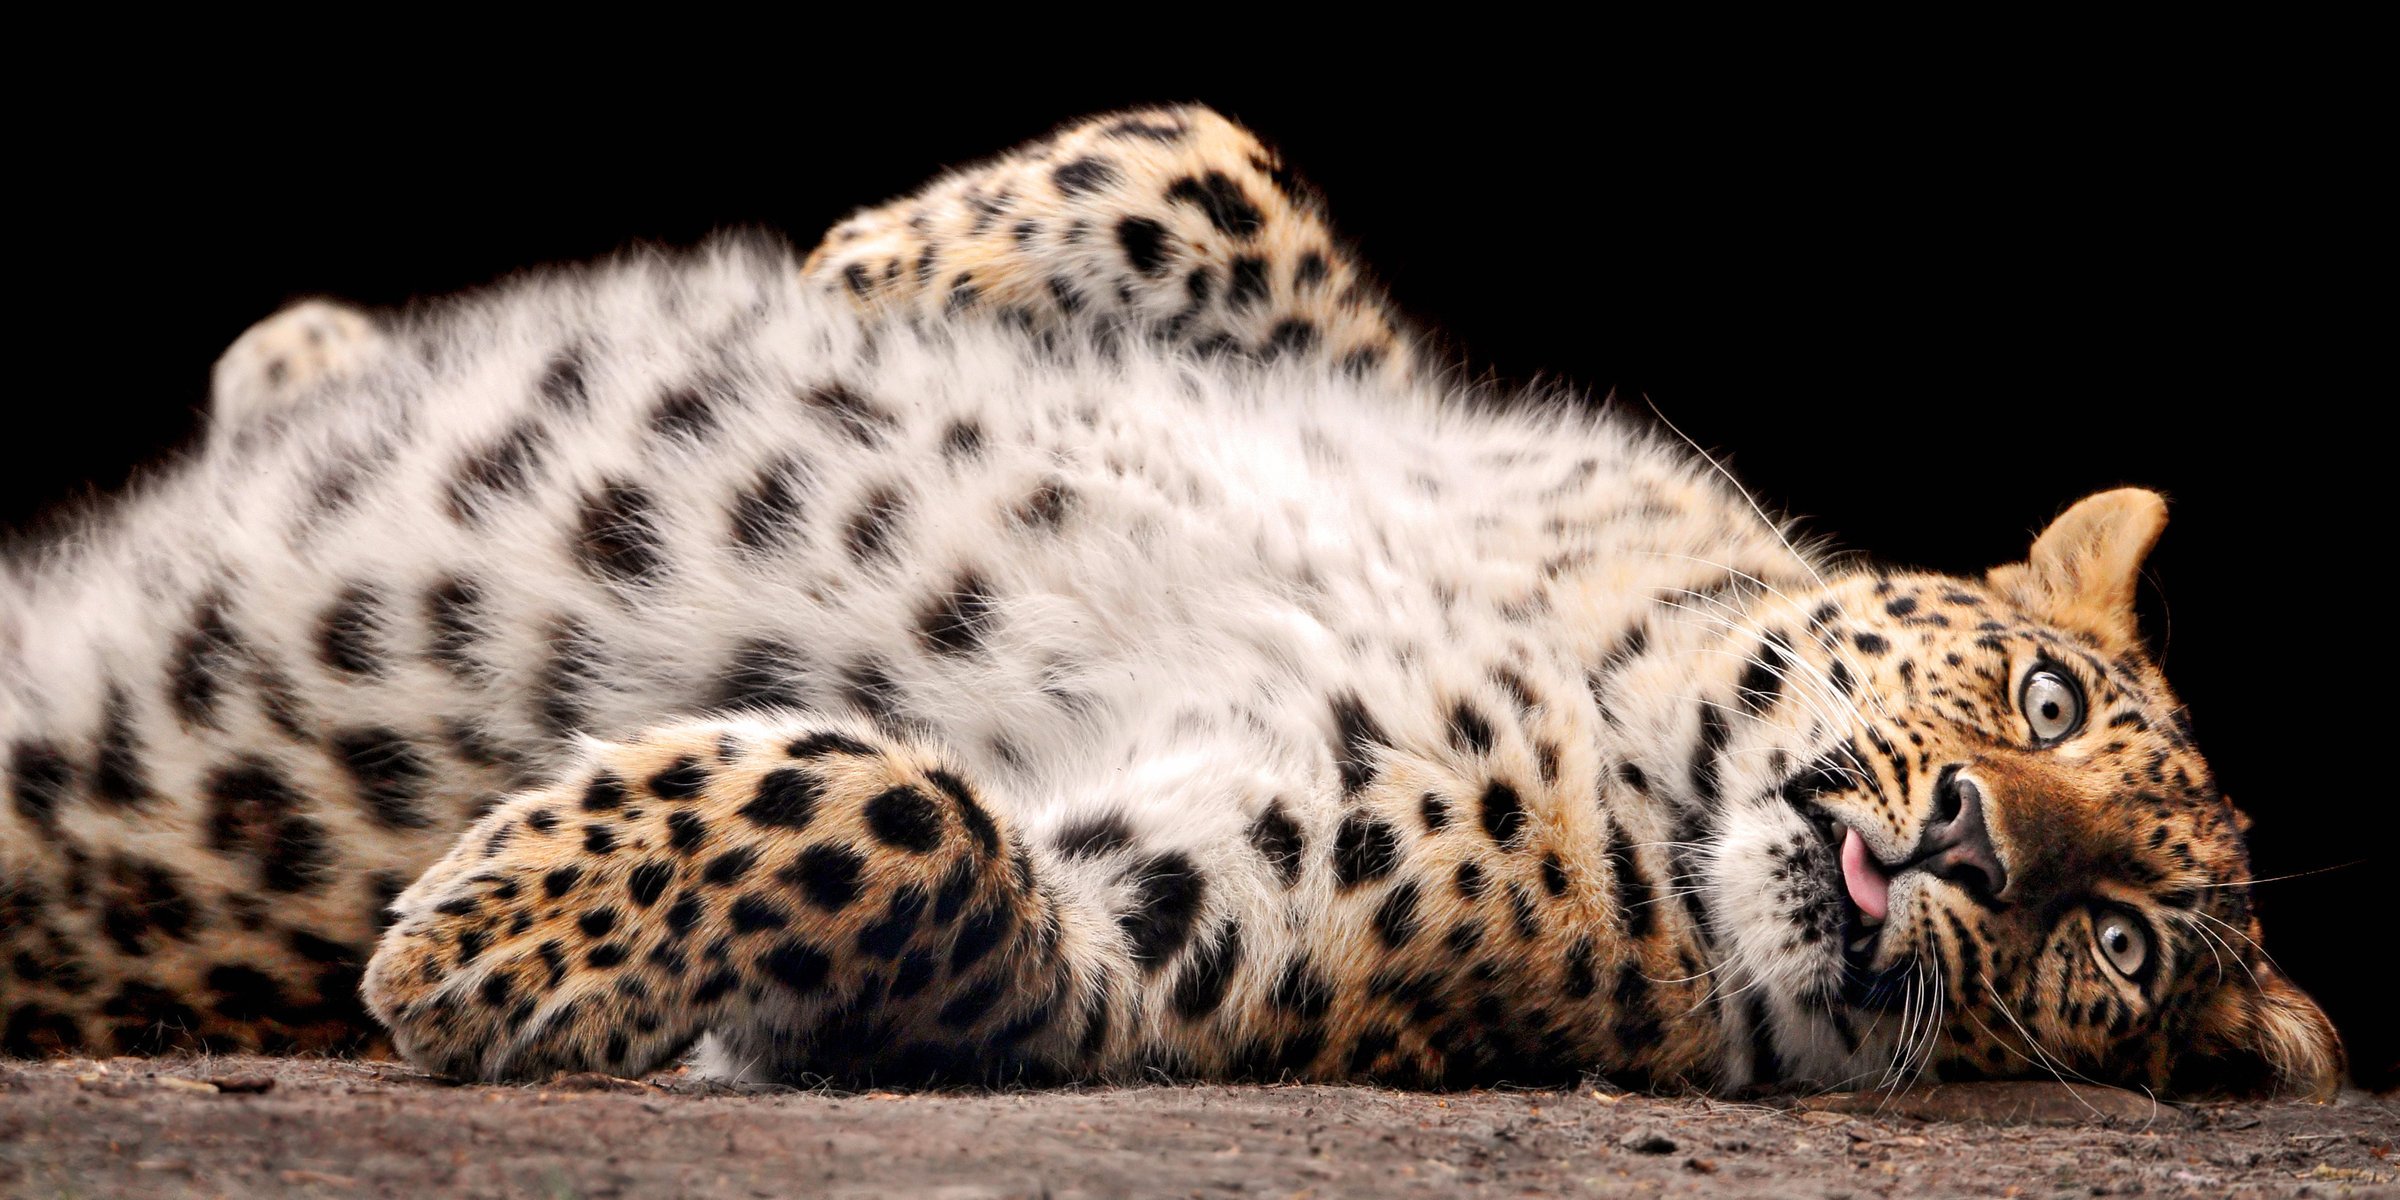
2176,964,2345,1100
1986,488,2167,646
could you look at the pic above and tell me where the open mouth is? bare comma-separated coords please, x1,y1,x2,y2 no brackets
1840,827,1889,949
1799,804,1912,1010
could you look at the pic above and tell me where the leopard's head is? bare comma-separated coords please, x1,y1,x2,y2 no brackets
1712,489,2340,1097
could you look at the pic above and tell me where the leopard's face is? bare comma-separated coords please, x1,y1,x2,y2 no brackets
1710,490,2341,1096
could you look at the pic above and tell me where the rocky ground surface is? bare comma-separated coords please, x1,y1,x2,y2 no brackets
0,1056,2391,1198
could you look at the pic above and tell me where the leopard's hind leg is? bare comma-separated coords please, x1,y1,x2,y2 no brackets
362,712,1110,1084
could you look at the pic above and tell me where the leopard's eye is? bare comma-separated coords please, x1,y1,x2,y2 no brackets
2093,909,2150,978
2020,666,2084,745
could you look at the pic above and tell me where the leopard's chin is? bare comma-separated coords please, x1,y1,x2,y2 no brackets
1834,906,1913,1012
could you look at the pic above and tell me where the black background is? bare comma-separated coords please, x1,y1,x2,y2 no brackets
7,57,2384,1086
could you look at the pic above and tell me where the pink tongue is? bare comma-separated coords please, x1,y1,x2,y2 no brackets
1841,828,1890,921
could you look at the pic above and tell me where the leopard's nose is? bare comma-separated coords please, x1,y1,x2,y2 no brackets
1914,767,2009,902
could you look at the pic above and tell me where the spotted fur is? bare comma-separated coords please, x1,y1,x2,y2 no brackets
209,299,391,439
801,106,1418,387
0,108,2336,1096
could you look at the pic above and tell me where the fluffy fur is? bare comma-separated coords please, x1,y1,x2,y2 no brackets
0,107,2338,1096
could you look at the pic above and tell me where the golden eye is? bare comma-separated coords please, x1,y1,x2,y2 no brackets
2093,910,2150,978
2021,667,2084,745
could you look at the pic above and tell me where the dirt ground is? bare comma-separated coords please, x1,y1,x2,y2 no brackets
0,1056,2391,1199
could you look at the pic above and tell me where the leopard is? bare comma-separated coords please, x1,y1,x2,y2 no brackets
0,105,2340,1099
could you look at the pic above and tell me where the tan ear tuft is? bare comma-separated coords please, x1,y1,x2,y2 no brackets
2245,970,2346,1100
1986,488,2168,644
2182,966,2345,1099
